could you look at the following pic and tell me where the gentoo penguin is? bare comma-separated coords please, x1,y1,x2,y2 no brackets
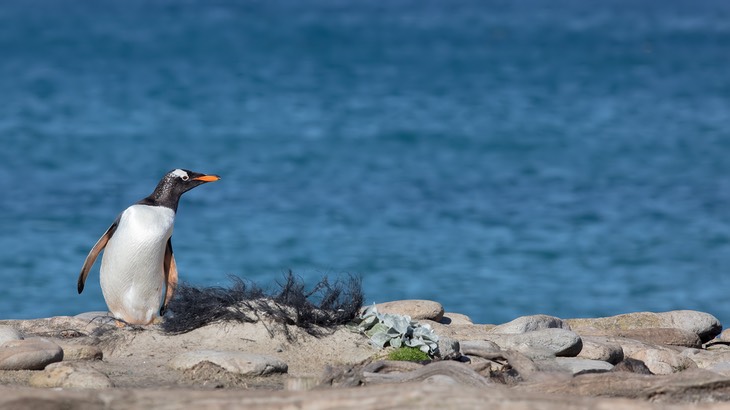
77,169,220,325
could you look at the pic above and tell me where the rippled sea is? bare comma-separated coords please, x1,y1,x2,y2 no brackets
1,0,729,326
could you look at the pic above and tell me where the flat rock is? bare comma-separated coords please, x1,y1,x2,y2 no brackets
566,310,721,343
0,316,107,337
555,357,614,374
422,321,495,341
0,326,23,344
169,350,288,376
29,362,113,388
489,315,571,334
371,300,445,322
525,368,730,402
576,327,701,348
0,338,63,370
577,336,624,364
439,313,473,325
486,328,583,357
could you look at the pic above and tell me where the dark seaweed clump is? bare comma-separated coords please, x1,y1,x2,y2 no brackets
161,271,363,337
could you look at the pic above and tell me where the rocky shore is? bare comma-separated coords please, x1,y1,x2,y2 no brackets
3,301,730,409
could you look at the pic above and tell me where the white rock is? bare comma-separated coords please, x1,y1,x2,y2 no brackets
555,357,614,374
0,326,23,345
169,350,288,376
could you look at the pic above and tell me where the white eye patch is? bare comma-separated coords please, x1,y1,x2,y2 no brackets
171,169,189,181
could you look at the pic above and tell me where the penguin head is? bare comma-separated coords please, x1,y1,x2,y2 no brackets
166,169,221,194
140,169,221,211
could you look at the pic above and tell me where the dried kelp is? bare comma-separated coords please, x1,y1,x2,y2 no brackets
161,271,363,337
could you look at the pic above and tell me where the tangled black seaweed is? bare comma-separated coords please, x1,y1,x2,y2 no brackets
161,271,364,338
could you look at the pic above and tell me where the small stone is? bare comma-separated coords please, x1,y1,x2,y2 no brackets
555,357,614,374
436,337,461,360
486,328,582,357
0,326,23,345
631,348,697,375
439,313,473,325
29,362,113,388
56,343,103,361
566,310,721,343
489,315,571,334
577,337,624,364
0,338,64,370
610,358,653,374
169,350,288,376
370,300,444,322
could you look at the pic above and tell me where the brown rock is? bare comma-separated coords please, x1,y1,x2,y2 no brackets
566,311,721,343
370,300,445,321
440,312,473,325
29,362,113,388
56,343,103,361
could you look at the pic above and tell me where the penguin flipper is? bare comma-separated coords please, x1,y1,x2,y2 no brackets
77,220,118,294
160,239,178,316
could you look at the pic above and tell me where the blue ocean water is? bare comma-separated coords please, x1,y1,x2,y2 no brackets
1,0,729,326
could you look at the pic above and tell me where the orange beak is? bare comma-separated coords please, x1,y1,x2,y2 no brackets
193,175,221,182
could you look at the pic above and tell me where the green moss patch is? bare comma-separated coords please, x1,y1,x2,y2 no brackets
387,347,430,362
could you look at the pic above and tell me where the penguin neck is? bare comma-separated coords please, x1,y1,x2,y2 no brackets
137,179,181,212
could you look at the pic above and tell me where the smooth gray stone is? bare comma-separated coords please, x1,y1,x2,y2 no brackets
486,328,583,357
0,338,64,370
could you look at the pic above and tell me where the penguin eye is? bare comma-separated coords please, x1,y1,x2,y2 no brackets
181,175,189,181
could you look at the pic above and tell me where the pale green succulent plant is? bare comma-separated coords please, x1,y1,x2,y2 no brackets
350,305,439,356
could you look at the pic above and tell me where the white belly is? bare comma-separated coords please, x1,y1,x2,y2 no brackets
100,204,175,324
